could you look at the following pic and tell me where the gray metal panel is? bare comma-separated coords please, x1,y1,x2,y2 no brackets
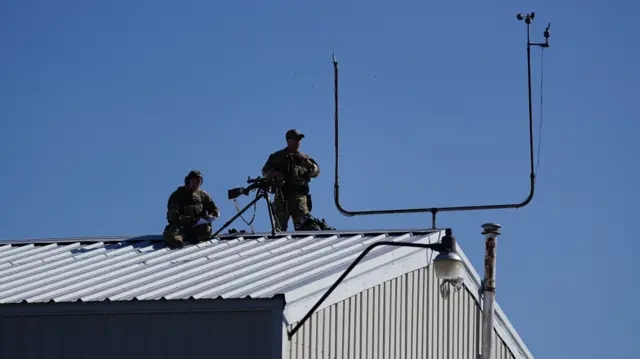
285,265,516,359
0,298,284,359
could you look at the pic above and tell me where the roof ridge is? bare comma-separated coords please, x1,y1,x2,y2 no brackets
0,228,439,245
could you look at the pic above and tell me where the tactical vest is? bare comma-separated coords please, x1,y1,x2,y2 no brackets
283,153,310,196
180,188,205,220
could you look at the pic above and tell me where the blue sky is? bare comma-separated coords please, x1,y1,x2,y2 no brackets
1,0,637,357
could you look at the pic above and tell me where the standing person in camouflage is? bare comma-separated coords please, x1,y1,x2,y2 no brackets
162,170,221,249
262,129,334,231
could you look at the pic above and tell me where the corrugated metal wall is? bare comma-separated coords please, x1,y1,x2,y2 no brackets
286,265,516,359
0,299,284,359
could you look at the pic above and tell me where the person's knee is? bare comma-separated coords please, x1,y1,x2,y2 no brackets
292,196,309,219
163,225,185,249
297,196,310,214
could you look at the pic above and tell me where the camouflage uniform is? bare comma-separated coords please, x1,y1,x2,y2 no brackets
162,171,220,248
262,129,323,231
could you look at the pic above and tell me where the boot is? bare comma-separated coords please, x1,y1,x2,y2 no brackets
319,219,336,231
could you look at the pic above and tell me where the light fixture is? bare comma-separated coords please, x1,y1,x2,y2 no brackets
430,228,464,280
433,251,464,280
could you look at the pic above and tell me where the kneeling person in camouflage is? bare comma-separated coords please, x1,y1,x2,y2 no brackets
163,170,221,248
262,129,334,231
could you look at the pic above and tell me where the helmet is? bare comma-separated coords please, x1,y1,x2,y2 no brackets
184,170,203,185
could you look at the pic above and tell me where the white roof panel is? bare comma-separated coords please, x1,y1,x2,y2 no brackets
0,230,437,307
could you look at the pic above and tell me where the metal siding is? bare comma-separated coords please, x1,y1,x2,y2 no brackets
285,265,516,359
0,299,283,359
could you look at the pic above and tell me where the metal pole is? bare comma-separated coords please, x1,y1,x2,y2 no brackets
525,18,536,179
481,223,501,359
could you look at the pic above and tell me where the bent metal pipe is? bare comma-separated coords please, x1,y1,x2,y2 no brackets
331,13,552,227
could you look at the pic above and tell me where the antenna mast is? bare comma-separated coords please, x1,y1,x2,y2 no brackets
332,12,551,228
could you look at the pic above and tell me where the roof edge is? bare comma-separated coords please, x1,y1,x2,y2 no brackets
0,228,439,245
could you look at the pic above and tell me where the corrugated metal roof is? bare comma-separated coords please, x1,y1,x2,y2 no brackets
0,230,439,306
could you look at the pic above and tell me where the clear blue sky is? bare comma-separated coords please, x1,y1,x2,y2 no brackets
1,0,637,357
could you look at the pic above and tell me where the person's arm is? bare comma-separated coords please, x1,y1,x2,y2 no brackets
306,157,320,178
262,152,284,178
166,190,182,224
262,154,275,178
296,153,320,179
202,191,220,218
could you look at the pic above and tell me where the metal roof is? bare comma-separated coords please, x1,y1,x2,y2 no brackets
0,230,440,307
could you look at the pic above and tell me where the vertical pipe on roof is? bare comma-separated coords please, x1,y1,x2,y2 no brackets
481,223,501,359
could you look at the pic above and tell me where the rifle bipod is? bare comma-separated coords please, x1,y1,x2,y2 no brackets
211,189,279,238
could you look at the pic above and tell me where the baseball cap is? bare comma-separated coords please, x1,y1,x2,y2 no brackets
286,129,305,140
